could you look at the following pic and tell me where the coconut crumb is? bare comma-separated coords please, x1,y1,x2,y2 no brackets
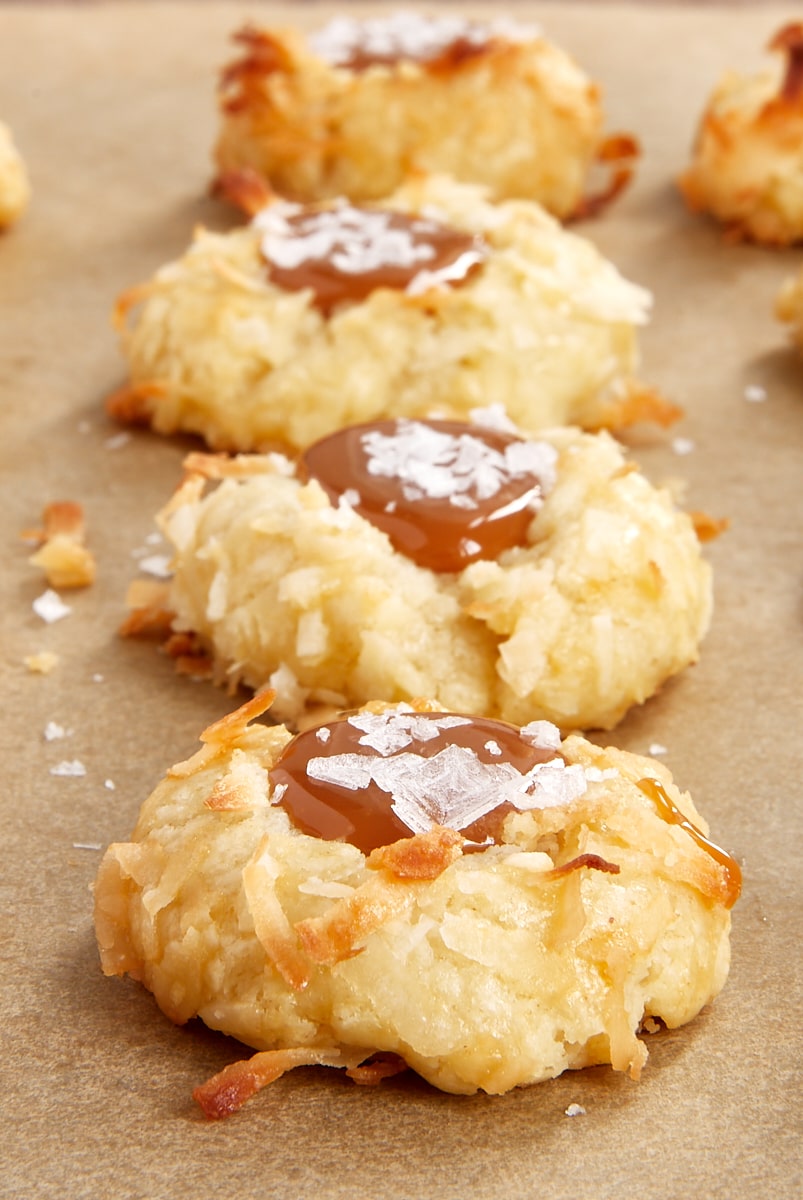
24,651,60,674
27,501,96,589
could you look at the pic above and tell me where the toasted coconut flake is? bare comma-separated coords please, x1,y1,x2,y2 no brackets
242,836,310,990
367,826,463,880
193,1046,361,1119
119,579,174,638
105,380,167,425
27,501,95,589
346,1053,408,1086
214,166,275,217
596,381,683,430
570,132,640,221
295,873,415,965
689,511,729,543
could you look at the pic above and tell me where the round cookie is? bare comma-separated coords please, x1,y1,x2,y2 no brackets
0,122,30,229
214,12,637,216
144,416,712,731
109,175,671,453
94,695,739,1115
679,24,803,244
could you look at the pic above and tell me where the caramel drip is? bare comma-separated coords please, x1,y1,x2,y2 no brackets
270,711,558,854
299,419,550,573
261,207,486,314
636,777,741,908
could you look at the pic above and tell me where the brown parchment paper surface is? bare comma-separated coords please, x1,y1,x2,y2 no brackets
1,4,801,1198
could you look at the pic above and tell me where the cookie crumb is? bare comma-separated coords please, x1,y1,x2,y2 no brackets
24,651,60,674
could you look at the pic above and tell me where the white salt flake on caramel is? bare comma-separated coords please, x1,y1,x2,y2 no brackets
485,740,502,756
362,421,556,509
32,589,71,623
347,709,470,755
309,11,540,67
305,737,587,835
316,727,332,744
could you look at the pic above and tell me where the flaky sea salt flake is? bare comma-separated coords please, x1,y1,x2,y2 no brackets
33,589,71,623
744,384,767,403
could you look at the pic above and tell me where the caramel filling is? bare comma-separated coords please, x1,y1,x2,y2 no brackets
299,418,556,572
257,203,487,314
269,709,562,854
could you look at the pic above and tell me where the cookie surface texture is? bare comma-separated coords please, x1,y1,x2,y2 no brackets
154,421,711,731
94,698,737,1108
679,24,803,244
214,14,614,216
111,176,654,452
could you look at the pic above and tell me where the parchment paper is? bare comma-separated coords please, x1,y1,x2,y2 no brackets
1,4,801,1198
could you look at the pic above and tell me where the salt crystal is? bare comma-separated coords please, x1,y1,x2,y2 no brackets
271,782,288,805
92,673,104,683
565,1103,586,1117
32,589,71,623
44,721,69,741
347,709,470,755
50,760,87,777
671,437,695,456
341,489,361,508
649,742,668,756
145,531,163,545
104,779,116,791
744,384,767,403
469,404,519,434
316,727,332,743
485,740,502,756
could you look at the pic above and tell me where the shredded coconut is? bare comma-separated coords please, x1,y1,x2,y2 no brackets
50,760,87,777
32,589,71,623
72,842,102,851
297,877,356,899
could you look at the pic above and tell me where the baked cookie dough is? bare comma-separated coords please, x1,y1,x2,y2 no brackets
0,122,30,228
109,175,673,453
214,12,637,216
679,23,803,244
145,416,712,731
94,695,739,1114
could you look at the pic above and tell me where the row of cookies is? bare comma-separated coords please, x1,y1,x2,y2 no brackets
61,11,752,1114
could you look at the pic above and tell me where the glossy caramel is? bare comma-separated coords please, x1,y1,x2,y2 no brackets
262,206,485,314
270,710,557,854
299,418,549,572
637,777,742,908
